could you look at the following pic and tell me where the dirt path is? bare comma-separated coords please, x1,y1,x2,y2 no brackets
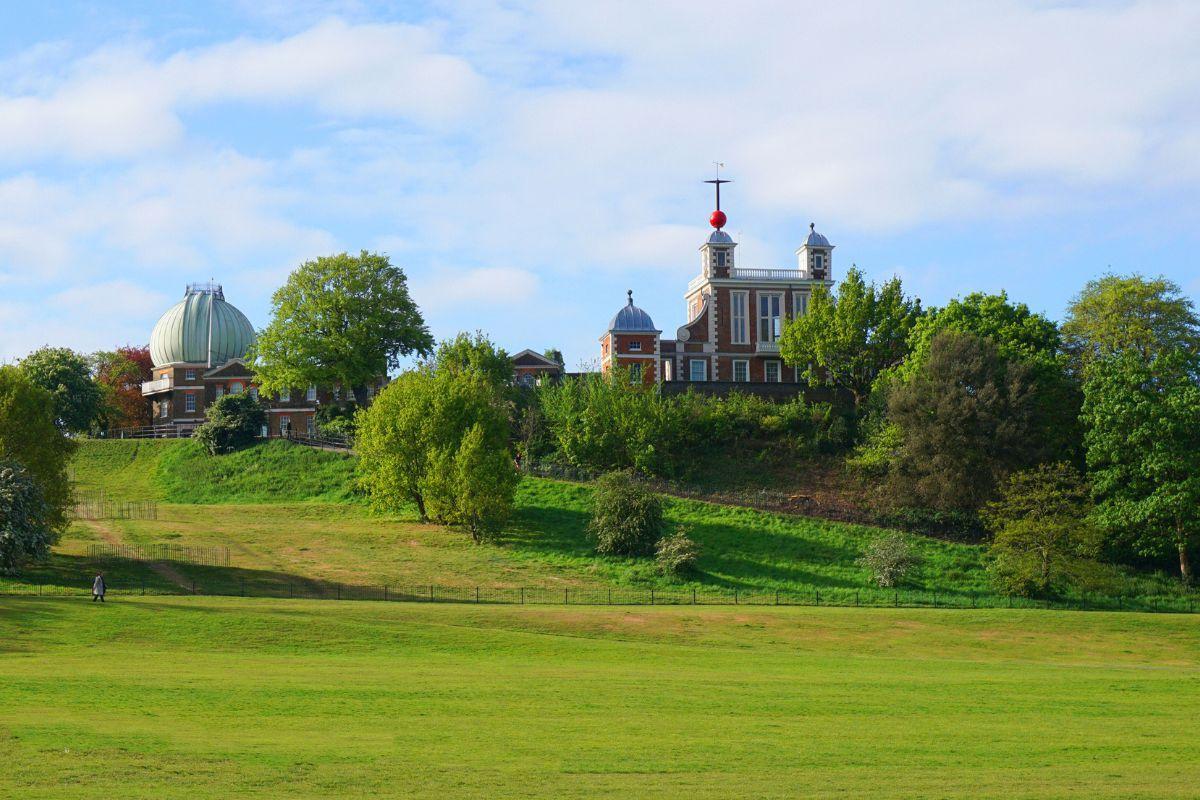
82,518,192,591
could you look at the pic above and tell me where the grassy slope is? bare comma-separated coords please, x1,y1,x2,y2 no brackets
14,440,996,599
2,596,1198,799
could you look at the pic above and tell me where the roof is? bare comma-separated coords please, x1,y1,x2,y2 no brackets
510,349,563,369
149,285,257,368
804,222,831,247
607,290,659,332
706,229,734,245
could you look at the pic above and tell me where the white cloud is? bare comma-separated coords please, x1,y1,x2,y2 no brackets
413,266,540,312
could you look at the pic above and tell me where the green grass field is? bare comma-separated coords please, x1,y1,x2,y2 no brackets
2,596,1198,799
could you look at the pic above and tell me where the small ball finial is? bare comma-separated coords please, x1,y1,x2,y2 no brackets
627,289,633,304
710,209,727,229
809,222,815,231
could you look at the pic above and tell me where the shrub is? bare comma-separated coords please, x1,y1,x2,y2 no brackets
0,461,54,575
859,532,923,587
194,393,267,455
655,526,700,576
587,470,664,556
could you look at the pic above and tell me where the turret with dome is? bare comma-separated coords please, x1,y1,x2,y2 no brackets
149,283,256,368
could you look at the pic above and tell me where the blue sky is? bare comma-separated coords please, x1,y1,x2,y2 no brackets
1,1,1198,369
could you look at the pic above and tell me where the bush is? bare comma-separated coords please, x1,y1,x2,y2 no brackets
588,470,664,556
0,461,54,575
655,526,700,576
424,423,519,543
858,532,923,587
194,393,268,455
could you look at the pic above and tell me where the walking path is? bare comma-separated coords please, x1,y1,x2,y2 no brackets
81,518,191,591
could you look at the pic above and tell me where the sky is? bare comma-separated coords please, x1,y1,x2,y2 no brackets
1,0,1198,370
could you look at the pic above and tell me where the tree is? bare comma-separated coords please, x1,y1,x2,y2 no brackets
0,461,55,575
587,470,664,556
18,346,103,433
982,463,1103,597
858,532,923,588
194,393,267,455
886,331,1051,513
434,331,513,387
655,526,700,576
780,267,922,413
544,348,565,366
94,345,153,430
1082,350,1200,582
250,251,433,396
0,366,75,532
356,347,513,529
437,423,520,543
1063,274,1200,376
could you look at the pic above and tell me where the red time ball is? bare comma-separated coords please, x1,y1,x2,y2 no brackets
710,210,727,229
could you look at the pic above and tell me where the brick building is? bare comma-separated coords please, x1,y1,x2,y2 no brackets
601,186,835,387
141,282,384,437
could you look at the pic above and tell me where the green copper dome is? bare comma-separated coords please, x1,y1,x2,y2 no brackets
149,283,256,368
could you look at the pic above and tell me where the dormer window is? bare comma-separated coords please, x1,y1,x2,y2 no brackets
715,250,727,267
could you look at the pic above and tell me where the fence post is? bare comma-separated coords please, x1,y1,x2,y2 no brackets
191,579,196,595
650,589,655,606
476,587,480,604
564,588,569,605
692,587,696,605
520,587,525,605
734,589,739,605
429,585,434,603
894,590,899,607
774,589,779,606
607,588,612,605
855,590,859,607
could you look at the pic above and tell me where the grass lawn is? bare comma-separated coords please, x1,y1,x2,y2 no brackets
1,596,1198,799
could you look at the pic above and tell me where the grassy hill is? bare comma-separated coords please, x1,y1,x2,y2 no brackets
7,439,1184,607
2,596,1199,799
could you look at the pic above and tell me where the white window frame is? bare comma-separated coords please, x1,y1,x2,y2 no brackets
279,415,291,436
730,290,749,345
184,393,196,413
279,388,290,402
715,249,728,267
765,360,782,383
793,292,808,318
732,359,749,382
628,341,642,352
758,292,784,343
159,401,168,418
689,359,708,382
307,385,317,402
813,252,825,273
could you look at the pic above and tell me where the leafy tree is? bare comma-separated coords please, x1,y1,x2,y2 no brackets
587,470,664,557
544,348,565,366
0,366,75,532
983,463,1103,597
858,532,923,588
433,423,519,543
93,345,153,430
780,267,922,413
250,251,433,396
356,349,513,528
1063,274,1200,376
1082,350,1200,582
18,346,103,433
434,331,513,387
0,461,55,575
655,526,700,576
886,331,1051,513
194,393,267,455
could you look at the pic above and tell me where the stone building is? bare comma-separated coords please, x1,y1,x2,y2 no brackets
141,282,384,437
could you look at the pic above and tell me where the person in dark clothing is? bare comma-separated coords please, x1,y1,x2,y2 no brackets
92,573,106,602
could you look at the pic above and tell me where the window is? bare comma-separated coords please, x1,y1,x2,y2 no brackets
185,369,196,381
307,385,317,402
730,291,748,344
732,360,749,382
758,293,783,343
813,253,825,273
629,363,642,383
628,341,642,352
307,416,315,436
249,387,259,400
229,382,243,395
765,361,781,383
689,359,708,382
159,401,168,418
215,386,224,399
715,250,727,267
279,388,290,402
184,394,196,413
279,416,291,436
663,359,674,381
793,292,808,318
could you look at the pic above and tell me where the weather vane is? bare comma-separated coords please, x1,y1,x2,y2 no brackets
705,161,731,228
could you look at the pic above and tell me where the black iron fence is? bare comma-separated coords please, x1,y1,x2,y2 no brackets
84,543,231,567
75,494,159,521
5,572,1197,614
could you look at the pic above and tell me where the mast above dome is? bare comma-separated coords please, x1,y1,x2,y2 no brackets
704,161,731,230
185,281,225,300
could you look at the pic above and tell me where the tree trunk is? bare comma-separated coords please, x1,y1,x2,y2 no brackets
1180,541,1192,585
414,494,427,522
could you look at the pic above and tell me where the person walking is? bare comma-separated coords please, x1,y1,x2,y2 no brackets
92,573,106,602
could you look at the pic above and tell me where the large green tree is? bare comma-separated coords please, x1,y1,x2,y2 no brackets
780,267,922,413
886,331,1051,513
1063,274,1200,376
250,251,433,396
194,393,268,455
0,461,54,575
1082,350,1200,582
19,346,103,433
434,331,514,387
0,366,75,532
